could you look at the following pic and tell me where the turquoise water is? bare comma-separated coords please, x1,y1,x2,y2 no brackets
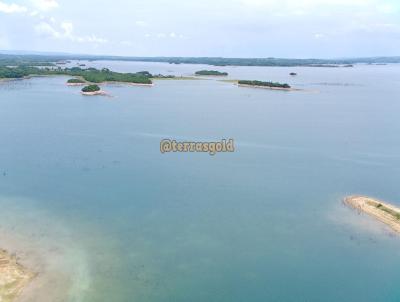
1,63,400,301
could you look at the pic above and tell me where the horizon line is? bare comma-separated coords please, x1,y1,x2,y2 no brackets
1,50,400,61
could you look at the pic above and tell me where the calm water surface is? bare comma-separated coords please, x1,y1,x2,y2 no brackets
1,63,400,301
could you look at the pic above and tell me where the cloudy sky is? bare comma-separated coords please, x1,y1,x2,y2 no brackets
0,0,399,58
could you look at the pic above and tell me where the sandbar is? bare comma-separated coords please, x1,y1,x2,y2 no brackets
81,90,108,96
237,83,301,91
344,195,400,233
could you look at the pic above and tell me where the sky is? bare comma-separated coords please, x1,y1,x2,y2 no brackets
0,0,399,58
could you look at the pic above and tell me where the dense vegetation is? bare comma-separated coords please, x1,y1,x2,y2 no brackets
67,78,85,83
82,85,100,92
152,74,176,78
195,70,228,76
0,66,153,84
0,66,27,78
238,80,291,89
0,54,55,67
2,54,400,68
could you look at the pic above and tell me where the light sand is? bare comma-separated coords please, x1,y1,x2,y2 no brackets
100,81,154,87
237,83,301,91
344,195,400,233
81,90,108,96
0,230,76,302
66,83,85,86
0,250,35,302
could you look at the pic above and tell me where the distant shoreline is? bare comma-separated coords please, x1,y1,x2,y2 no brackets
344,195,400,233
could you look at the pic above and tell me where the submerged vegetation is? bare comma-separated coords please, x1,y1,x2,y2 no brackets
0,66,153,84
81,84,100,92
238,80,291,89
195,70,228,76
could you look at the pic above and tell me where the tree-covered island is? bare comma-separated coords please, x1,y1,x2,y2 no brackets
0,66,153,85
67,78,86,85
82,85,101,92
81,84,105,95
238,80,291,89
195,70,228,76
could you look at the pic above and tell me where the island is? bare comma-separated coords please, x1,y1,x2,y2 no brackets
0,249,35,302
81,84,106,96
0,66,153,85
66,78,86,86
238,80,291,90
344,195,400,233
195,70,228,76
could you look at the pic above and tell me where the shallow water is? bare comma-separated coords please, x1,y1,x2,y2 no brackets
1,63,400,301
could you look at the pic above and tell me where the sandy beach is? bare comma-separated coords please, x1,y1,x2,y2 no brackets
81,90,108,96
66,83,86,86
344,195,400,233
99,81,154,87
127,82,154,87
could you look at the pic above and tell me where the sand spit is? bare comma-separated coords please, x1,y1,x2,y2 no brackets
100,82,154,87
237,83,301,91
127,82,153,87
344,195,400,233
66,83,85,86
0,250,35,302
80,90,108,96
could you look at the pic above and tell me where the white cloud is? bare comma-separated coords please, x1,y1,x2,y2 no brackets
31,0,59,11
34,21,60,38
34,21,108,44
378,4,397,14
121,40,133,46
135,21,148,27
83,35,108,44
0,33,10,48
236,0,394,17
154,32,184,39
60,22,73,36
0,1,27,14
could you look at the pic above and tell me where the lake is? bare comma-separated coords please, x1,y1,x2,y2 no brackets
1,62,400,302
